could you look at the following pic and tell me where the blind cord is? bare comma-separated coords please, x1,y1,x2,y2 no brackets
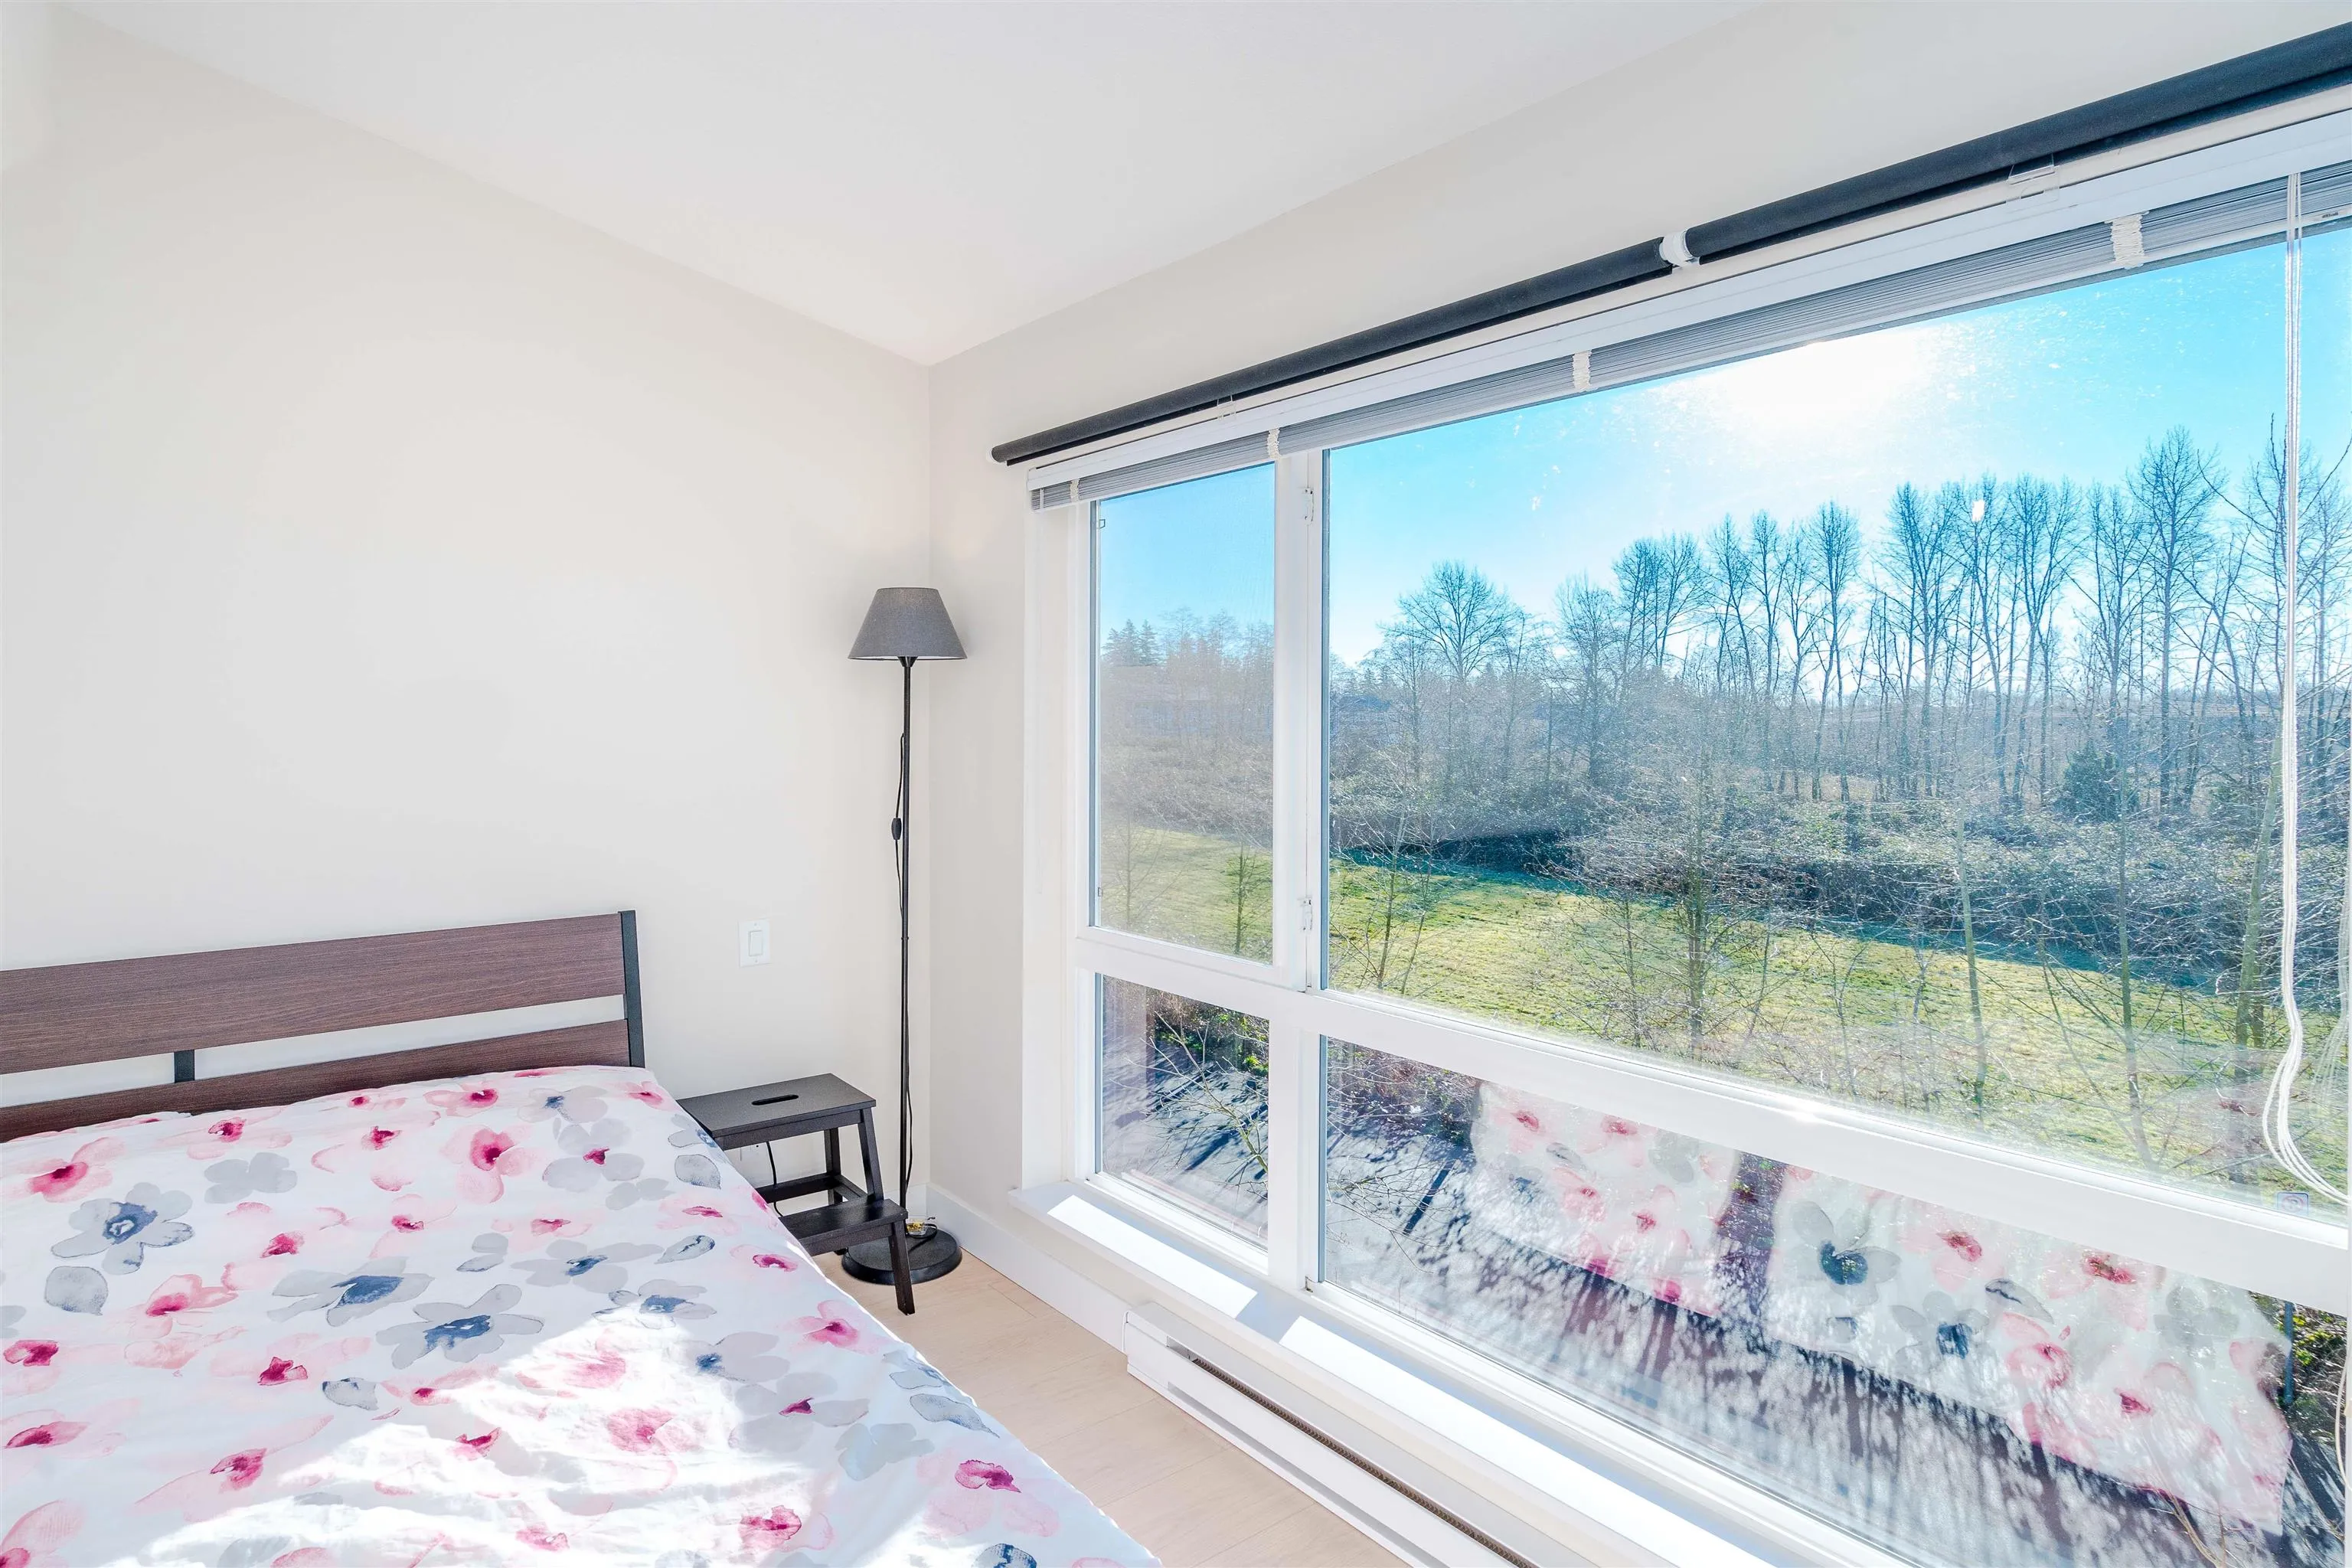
2260,168,2346,1210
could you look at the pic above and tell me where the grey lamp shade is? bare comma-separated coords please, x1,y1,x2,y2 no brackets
849,586,966,661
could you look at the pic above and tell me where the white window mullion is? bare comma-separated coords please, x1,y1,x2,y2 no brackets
1073,930,1290,1014
1269,449,1324,988
1060,497,1099,1183
1263,1015,1315,1289
1265,449,1327,1289
1067,500,1098,956
1070,967,1099,1178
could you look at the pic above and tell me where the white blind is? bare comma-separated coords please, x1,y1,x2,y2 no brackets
1031,433,1272,511
1272,157,2350,459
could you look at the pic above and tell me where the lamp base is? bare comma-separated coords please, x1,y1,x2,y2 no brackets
841,1220,963,1286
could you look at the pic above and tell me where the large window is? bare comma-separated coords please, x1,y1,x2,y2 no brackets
1060,128,2350,1568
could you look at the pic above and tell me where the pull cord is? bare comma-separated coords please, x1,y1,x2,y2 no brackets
2260,170,2345,1210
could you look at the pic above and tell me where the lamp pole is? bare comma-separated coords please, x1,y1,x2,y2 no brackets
844,588,965,1287
893,654,913,1219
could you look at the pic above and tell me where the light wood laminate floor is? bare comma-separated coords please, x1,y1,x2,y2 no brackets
818,1250,1406,1566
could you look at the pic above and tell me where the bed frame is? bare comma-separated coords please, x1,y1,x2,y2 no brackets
0,912,643,1142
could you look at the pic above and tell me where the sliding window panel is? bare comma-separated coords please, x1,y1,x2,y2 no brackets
1094,464,1278,961
1324,234,2350,1217
1097,977,1269,1242
1322,1037,2345,1567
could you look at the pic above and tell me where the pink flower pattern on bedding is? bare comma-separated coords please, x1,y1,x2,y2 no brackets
2,1065,1154,1567
1467,1083,2292,1529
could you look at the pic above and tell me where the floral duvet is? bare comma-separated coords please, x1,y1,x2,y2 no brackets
2,1064,1152,1568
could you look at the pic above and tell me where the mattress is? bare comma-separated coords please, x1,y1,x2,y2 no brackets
2,1063,1153,1567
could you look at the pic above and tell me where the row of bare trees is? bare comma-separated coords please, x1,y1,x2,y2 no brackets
1336,429,2345,846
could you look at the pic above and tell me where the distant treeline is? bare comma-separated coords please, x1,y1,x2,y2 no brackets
1102,426,2350,995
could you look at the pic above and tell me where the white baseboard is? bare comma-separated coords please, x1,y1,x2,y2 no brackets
926,1183,1132,1348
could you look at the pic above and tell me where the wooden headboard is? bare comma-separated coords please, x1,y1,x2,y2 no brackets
0,912,643,1142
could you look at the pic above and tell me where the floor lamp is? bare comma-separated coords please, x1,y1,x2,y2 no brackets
842,586,965,1287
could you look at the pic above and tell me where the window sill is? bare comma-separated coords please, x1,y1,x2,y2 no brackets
1081,1170,1269,1279
1014,1179,1895,1568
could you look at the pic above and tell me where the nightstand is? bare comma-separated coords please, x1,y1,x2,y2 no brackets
677,1073,914,1315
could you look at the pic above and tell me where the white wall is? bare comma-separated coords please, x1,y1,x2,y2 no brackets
2,15,934,1143
923,1,2345,1269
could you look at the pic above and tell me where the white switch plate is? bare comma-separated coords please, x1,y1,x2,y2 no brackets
739,918,771,967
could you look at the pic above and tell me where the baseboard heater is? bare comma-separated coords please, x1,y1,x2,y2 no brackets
1122,1306,1565,1568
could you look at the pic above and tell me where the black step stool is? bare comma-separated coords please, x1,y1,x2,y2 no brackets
677,1073,914,1315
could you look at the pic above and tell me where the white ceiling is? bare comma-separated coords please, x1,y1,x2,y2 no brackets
87,2,1737,364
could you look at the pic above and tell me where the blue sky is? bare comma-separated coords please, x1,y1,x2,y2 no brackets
1096,462,1277,635
1098,229,2350,664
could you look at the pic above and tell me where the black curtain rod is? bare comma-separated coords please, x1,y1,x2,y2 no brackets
991,240,1669,468
994,21,2352,469
1687,21,2352,260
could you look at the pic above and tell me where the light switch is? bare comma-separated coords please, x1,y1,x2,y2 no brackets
739,918,771,967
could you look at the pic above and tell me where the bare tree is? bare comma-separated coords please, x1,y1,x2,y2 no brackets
1806,503,1861,801
2128,426,2223,812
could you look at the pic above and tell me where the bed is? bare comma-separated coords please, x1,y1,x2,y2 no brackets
1,914,1152,1567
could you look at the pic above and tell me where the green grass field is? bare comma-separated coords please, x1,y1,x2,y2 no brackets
1097,822,1276,960
1099,824,2346,1212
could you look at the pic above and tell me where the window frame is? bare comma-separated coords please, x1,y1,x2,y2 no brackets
1039,90,2352,1558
